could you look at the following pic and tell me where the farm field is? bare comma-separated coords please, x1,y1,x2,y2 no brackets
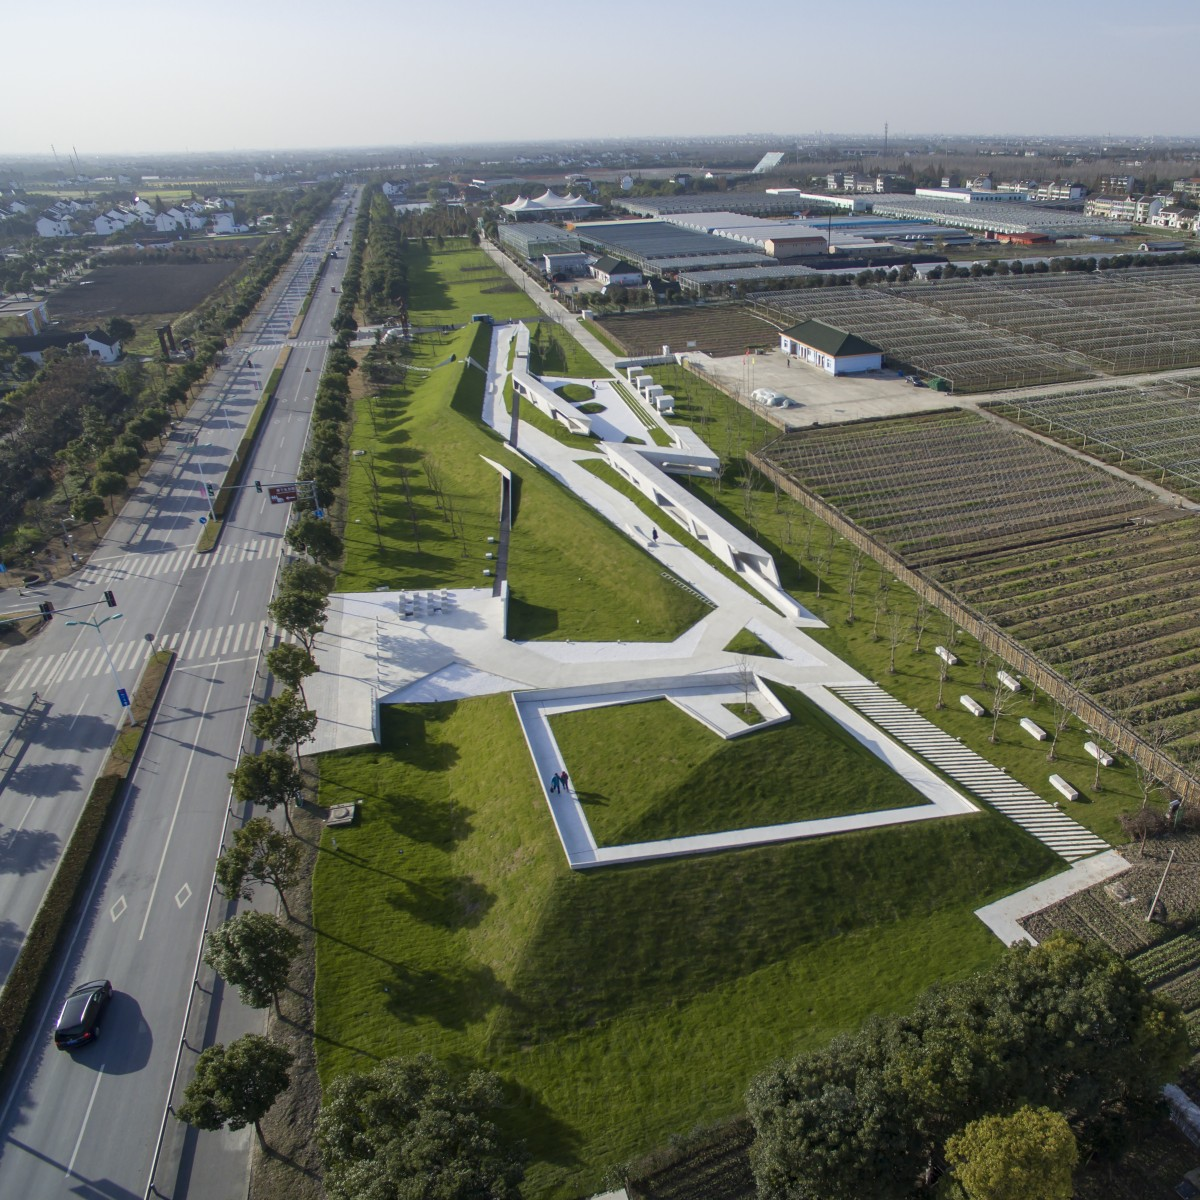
756,410,1166,566
595,306,782,359
930,517,1200,757
753,286,1092,392
549,685,932,847
910,266,1200,376
987,372,1200,500
46,259,248,321
403,239,540,325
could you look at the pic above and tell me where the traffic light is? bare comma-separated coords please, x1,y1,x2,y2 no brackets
38,601,53,623
254,480,262,493
205,483,215,498
104,590,117,608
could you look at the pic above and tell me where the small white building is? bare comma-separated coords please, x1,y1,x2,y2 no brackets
211,212,250,234
36,215,74,237
779,319,883,375
591,256,642,287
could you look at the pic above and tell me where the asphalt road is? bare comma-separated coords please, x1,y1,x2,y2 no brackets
0,187,359,1200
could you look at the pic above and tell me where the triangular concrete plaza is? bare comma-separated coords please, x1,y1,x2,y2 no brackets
306,318,1116,923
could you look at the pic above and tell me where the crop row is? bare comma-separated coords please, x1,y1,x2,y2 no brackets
1131,930,1200,986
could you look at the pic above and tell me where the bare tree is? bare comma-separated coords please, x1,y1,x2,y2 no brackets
990,675,1018,744
976,644,994,689
735,654,756,715
888,613,904,674
814,548,830,599
936,654,949,710
912,597,931,654
1047,694,1074,762
846,548,865,623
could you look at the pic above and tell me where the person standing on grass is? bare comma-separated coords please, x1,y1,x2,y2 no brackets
549,772,560,794
560,770,570,793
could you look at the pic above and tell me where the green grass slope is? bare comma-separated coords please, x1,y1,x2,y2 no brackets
404,239,540,325
313,698,1060,1198
339,323,706,641
551,686,932,846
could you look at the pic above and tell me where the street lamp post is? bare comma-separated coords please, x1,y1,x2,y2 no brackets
65,611,130,724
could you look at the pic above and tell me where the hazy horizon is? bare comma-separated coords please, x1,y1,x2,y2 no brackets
6,0,1198,158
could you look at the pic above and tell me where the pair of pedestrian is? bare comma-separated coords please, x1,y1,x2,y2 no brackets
548,770,570,794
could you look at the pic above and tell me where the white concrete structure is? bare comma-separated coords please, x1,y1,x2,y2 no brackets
961,695,986,717
1020,718,1048,742
1049,774,1080,802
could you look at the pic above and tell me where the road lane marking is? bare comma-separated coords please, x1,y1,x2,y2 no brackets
65,1062,105,1179
138,670,220,942
175,882,192,908
68,693,91,730
230,590,240,616
110,896,126,922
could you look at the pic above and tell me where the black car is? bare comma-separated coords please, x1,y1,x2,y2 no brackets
54,980,112,1050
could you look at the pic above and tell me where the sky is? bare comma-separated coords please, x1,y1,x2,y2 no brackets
5,0,1198,157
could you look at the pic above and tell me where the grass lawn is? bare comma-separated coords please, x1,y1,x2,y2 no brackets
556,383,595,403
312,696,1061,1199
550,685,932,846
404,239,540,326
654,364,1144,846
529,322,607,379
723,627,780,658
338,323,707,643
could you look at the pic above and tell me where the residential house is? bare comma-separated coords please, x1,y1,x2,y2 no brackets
210,212,249,234
779,320,882,375
36,215,75,237
590,256,642,287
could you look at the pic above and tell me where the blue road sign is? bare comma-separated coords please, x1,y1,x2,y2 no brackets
314,509,325,519
0,563,6,573
198,516,207,524
117,688,131,708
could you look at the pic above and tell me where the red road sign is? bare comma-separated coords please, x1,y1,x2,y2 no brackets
268,484,299,504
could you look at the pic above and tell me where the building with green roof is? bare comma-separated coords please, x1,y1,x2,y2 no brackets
780,319,883,375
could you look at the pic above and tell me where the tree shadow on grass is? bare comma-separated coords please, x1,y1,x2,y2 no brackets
386,873,495,930
377,791,474,850
383,961,516,1031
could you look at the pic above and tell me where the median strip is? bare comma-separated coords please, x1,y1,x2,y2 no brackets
195,346,292,552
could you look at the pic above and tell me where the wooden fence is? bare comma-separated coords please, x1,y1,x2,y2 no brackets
750,449,1200,805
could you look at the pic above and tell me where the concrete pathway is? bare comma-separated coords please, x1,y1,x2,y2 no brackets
833,683,1110,862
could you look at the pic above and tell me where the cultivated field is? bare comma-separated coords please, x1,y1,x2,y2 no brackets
596,307,782,358
757,410,1165,566
987,373,1200,499
913,267,1200,375
47,260,247,321
930,517,1200,756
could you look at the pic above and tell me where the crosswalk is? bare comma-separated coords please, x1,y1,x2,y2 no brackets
833,684,1111,863
76,538,286,591
1,621,273,695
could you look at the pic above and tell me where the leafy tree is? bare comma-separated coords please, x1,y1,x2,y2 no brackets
92,470,125,513
97,444,139,477
215,816,302,916
175,1034,293,1144
285,513,343,565
748,935,1188,1200
945,1106,1077,1200
265,641,318,703
72,492,106,528
204,910,299,1010
317,1055,527,1200
268,588,327,651
279,559,333,597
106,316,136,343
228,747,304,813
250,688,317,766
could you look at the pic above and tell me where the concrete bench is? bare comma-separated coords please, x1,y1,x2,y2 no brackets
1020,717,1047,742
960,695,986,717
1049,774,1079,802
1084,740,1115,767
935,645,959,666
997,670,1021,692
